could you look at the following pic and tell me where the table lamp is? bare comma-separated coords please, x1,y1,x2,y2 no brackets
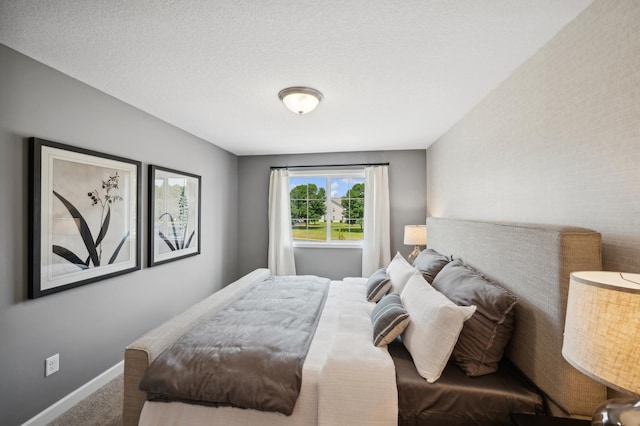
403,225,427,264
562,271,640,425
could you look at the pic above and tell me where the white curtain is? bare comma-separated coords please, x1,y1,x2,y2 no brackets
268,169,296,276
362,165,391,277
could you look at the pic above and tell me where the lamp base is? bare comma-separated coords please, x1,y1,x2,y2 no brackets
592,398,640,425
407,246,421,265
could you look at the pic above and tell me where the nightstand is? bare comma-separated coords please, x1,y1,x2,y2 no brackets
510,413,591,425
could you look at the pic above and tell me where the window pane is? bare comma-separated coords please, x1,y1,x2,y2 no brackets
290,177,326,241
307,177,326,199
329,177,364,241
305,221,326,241
289,177,308,197
291,218,307,240
349,220,364,240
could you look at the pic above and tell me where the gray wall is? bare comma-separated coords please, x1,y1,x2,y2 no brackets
426,0,640,274
238,150,427,279
0,45,239,425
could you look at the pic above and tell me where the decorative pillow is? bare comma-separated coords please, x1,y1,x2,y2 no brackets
386,252,416,294
370,293,410,347
432,261,518,376
366,268,391,303
400,271,476,382
412,248,451,283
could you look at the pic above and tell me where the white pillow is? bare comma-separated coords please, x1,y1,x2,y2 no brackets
386,251,416,294
400,271,476,382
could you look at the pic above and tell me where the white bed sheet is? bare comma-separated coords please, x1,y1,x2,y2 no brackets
139,277,398,426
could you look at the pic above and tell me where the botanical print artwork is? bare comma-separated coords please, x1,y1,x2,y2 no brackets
156,181,195,252
29,137,140,298
51,159,130,276
149,166,200,266
51,160,131,275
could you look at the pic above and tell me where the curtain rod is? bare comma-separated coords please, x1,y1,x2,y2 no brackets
270,162,389,170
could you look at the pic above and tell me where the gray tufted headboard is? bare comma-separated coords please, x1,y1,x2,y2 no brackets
426,217,606,418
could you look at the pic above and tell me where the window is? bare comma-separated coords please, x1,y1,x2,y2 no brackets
289,170,365,245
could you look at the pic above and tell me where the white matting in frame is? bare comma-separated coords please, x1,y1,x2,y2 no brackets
148,165,201,267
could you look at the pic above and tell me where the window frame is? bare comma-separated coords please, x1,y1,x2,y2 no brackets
289,169,365,249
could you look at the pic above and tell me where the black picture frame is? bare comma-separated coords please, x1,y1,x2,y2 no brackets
28,137,141,298
148,165,201,267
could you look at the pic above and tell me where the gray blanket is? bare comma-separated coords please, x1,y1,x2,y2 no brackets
139,275,330,415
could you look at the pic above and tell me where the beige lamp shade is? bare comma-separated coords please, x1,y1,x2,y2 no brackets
403,225,427,246
562,271,640,395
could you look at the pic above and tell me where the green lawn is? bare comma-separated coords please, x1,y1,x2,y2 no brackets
292,221,363,241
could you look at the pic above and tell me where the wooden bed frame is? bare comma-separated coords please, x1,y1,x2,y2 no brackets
427,217,606,418
123,218,606,424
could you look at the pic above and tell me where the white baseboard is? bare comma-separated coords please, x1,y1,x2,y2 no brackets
22,360,124,426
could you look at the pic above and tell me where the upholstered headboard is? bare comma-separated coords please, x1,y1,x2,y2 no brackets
426,217,606,418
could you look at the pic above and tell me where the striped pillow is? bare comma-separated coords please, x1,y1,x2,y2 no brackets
366,268,392,302
371,293,410,347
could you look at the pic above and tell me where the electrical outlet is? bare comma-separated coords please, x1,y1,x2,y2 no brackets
45,353,59,377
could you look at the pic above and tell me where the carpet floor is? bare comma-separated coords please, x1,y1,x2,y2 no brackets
48,373,123,426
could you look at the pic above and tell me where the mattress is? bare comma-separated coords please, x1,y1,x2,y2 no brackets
138,277,398,426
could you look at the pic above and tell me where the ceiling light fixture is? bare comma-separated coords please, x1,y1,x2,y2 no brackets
278,87,323,115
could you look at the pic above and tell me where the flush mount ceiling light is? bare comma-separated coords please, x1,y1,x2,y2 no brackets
278,87,323,115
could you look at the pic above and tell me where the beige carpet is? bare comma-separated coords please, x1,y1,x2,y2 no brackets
48,374,123,426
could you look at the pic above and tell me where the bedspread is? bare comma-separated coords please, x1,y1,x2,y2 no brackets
138,277,398,426
139,275,330,415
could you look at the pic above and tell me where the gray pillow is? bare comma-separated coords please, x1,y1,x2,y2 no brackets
412,248,450,283
371,293,410,347
366,268,391,303
431,261,518,376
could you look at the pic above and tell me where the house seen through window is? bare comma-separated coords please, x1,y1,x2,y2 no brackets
289,170,365,243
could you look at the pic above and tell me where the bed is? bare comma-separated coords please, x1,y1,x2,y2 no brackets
123,218,606,425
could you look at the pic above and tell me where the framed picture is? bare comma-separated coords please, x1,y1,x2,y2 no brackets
148,165,201,267
29,137,141,298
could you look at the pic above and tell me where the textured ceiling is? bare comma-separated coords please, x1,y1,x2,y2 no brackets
0,1,593,156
